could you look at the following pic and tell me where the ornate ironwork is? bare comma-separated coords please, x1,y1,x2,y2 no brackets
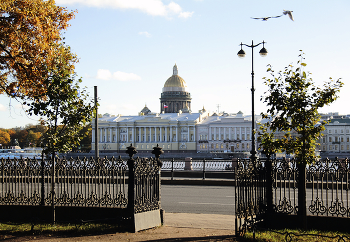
132,157,162,213
0,156,129,208
235,157,350,235
235,158,266,236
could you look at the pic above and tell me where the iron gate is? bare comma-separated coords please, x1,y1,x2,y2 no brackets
235,158,267,236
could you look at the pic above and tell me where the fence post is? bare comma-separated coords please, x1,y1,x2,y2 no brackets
126,144,137,214
51,154,56,223
171,158,174,181
203,158,206,180
297,162,307,230
265,155,273,226
40,152,45,206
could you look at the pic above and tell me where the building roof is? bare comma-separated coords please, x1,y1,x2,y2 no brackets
98,112,202,124
162,64,188,92
164,75,187,88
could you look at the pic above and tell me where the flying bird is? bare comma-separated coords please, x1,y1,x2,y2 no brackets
283,10,294,21
251,15,283,21
251,10,294,21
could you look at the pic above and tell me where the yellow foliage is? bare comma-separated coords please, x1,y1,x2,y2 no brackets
0,0,76,98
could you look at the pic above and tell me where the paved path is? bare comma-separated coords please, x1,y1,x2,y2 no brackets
10,213,237,242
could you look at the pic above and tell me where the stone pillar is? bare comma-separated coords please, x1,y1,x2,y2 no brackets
155,127,157,142
92,128,95,143
149,127,152,142
193,126,196,142
175,126,178,142
100,128,103,143
160,127,162,142
166,127,168,142
109,128,112,142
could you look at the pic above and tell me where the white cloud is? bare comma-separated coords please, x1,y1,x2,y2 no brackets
96,69,112,80
112,71,142,81
96,69,141,81
139,31,151,38
55,0,193,18
179,11,194,19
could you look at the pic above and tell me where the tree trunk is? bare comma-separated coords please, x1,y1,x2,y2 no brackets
297,162,307,229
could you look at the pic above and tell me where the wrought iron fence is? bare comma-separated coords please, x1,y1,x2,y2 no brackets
0,156,129,207
235,157,350,235
273,157,350,217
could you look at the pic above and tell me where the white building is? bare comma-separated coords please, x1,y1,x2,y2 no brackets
196,111,262,154
91,110,207,153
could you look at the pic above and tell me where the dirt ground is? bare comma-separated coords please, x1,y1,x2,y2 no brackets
0,213,238,242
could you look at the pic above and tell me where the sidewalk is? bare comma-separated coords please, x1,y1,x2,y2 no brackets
41,213,237,242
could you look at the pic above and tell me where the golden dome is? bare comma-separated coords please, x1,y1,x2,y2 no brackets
162,64,188,92
164,75,186,88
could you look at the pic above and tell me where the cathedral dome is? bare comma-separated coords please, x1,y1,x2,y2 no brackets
162,64,188,92
164,75,186,88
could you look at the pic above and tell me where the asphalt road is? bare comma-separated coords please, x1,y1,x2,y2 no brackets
161,185,235,215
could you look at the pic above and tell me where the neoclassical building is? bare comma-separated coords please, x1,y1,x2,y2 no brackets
92,111,206,153
159,64,191,113
196,112,261,154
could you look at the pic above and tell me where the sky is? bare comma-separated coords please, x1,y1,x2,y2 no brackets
1,0,350,128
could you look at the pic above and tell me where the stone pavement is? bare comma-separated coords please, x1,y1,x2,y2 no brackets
37,213,237,242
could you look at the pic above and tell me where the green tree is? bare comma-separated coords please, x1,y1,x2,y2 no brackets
25,53,94,158
259,52,343,163
259,51,343,229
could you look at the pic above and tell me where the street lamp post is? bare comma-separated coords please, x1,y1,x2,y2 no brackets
237,40,267,163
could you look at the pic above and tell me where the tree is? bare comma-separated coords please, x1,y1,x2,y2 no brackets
259,52,343,163
0,0,76,98
25,54,94,157
259,51,343,229
0,130,11,146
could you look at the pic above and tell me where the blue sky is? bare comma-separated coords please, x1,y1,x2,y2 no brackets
1,0,350,128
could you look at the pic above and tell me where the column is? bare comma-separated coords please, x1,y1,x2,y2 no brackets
100,128,103,143
131,127,134,142
165,127,168,142
92,128,95,143
187,126,190,141
155,127,157,142
193,125,196,142
175,126,178,142
214,127,217,141
138,127,141,142
160,127,162,142
229,127,231,140
209,126,212,141
109,128,112,142
149,127,152,143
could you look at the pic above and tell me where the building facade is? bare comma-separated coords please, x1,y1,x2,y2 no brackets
91,111,205,153
319,119,350,153
196,112,260,154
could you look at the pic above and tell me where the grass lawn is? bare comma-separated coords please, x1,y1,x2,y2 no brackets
241,229,350,241
0,222,124,239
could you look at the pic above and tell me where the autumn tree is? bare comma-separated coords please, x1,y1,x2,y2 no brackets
0,129,11,147
0,0,76,98
259,51,343,229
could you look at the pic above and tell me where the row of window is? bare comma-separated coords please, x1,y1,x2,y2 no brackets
199,134,250,141
199,143,250,150
328,129,350,134
321,137,350,143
